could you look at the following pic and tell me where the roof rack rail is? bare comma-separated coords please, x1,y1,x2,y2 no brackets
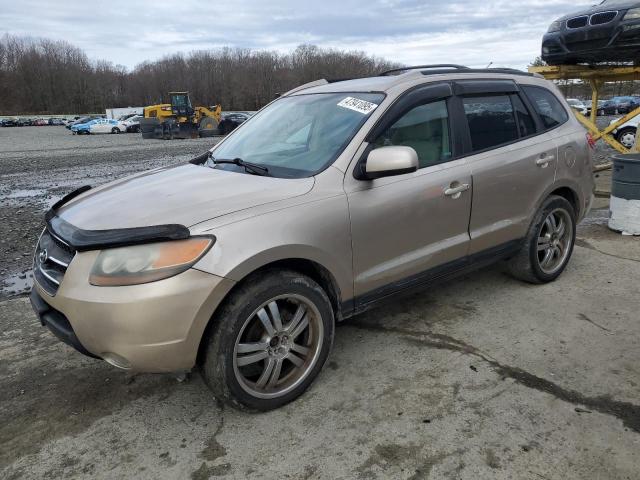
380,64,470,76
420,67,534,78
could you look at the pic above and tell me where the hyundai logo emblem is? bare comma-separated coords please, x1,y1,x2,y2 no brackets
38,249,48,264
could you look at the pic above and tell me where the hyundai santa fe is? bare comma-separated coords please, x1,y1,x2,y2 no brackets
30,65,594,411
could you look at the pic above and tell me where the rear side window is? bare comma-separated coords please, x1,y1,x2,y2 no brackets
522,85,569,130
462,95,518,152
512,95,536,137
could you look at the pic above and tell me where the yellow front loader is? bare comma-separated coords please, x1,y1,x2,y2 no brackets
140,92,222,139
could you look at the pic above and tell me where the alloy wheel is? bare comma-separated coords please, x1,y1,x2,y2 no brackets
536,208,573,275
233,294,324,399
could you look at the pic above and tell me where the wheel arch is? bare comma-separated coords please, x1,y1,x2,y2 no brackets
532,180,583,224
195,256,346,367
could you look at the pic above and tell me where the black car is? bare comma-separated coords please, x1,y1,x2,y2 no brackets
598,95,640,114
1,118,18,127
542,0,640,65
218,112,251,135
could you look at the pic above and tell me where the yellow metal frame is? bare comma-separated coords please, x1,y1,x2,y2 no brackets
528,65,640,154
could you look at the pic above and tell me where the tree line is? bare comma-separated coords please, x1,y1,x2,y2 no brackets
0,34,398,115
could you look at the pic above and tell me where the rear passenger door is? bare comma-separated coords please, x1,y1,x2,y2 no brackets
454,80,560,255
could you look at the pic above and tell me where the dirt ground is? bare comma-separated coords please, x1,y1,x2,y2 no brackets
1,124,639,480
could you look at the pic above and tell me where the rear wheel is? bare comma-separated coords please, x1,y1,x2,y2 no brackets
507,195,576,284
616,127,636,149
201,270,334,411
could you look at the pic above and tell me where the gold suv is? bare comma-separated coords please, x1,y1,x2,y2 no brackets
31,65,594,410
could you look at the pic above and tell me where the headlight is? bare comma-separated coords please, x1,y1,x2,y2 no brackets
89,237,213,286
624,7,640,20
547,20,563,33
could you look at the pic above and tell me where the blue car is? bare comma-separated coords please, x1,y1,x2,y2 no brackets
71,119,99,135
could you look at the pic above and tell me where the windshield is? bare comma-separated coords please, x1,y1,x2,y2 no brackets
209,92,384,178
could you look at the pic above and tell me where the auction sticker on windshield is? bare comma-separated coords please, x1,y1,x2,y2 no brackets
337,97,379,115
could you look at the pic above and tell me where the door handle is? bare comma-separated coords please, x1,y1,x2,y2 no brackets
536,154,555,168
444,183,470,198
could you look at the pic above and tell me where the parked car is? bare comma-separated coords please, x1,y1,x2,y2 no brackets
70,119,99,134
598,96,640,115
70,118,126,135
17,118,34,126
1,118,18,127
32,118,49,126
584,99,606,116
48,118,65,126
122,115,143,133
88,118,128,134
30,66,594,411
542,1,640,65
218,112,251,135
66,116,102,130
609,113,640,148
566,98,588,116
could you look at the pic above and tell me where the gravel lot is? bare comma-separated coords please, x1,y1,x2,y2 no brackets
0,123,639,479
0,126,220,299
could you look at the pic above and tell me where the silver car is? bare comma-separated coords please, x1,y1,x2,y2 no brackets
30,65,594,410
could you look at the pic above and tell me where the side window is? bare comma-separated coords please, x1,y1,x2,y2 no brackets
522,85,569,130
462,95,518,152
512,95,536,137
373,100,451,168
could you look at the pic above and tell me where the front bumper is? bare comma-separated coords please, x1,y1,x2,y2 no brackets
542,20,640,64
31,249,235,372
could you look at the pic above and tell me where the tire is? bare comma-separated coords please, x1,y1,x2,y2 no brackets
198,116,219,138
201,270,334,411
507,195,576,284
111,127,120,134
616,127,637,149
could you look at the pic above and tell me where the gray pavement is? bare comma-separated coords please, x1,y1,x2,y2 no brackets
1,206,639,480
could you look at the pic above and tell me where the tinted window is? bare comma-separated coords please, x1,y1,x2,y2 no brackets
512,95,536,137
522,86,569,130
463,95,518,152
373,100,451,168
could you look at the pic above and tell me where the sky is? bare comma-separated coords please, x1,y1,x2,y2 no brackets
1,0,588,71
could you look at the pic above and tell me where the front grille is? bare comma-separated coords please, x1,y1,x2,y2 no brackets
34,229,75,295
567,16,589,29
591,11,617,25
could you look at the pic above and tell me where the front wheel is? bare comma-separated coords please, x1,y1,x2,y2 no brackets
111,127,120,134
201,270,334,411
507,195,576,284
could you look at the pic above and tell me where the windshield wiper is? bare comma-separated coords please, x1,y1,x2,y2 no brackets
212,157,270,176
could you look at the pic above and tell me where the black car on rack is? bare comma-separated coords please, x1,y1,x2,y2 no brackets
542,1,640,65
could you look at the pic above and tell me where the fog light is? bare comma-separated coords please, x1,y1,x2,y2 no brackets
102,352,132,370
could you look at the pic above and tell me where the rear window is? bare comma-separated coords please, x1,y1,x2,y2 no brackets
462,95,519,152
522,86,569,130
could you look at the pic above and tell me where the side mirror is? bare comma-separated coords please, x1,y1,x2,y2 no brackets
359,146,419,180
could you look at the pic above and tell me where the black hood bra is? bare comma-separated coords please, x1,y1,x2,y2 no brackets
45,186,191,251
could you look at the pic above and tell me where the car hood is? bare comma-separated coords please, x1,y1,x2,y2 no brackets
558,2,638,20
56,164,314,230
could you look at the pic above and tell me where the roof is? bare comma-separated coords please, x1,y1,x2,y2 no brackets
290,66,541,96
